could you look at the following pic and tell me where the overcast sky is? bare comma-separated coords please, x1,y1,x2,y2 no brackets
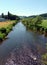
0,0,47,16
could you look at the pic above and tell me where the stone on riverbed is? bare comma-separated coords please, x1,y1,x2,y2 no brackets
30,54,37,60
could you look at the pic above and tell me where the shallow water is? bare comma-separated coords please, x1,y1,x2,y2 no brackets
0,22,47,65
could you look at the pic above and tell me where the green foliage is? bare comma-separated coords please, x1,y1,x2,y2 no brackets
1,12,20,20
0,20,18,41
42,53,47,60
40,20,47,29
41,27,44,31
32,16,43,26
5,27,11,35
1,13,4,18
0,28,6,33
45,28,47,33
42,53,47,65
22,16,43,31
0,32,6,40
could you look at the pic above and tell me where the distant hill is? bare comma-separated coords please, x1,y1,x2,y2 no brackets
28,15,36,18
19,16,27,19
40,13,47,19
28,13,47,19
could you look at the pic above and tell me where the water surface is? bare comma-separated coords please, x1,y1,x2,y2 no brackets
0,22,47,65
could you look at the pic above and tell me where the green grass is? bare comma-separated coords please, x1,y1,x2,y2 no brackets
0,20,18,41
41,20,47,29
0,32,6,40
42,53,47,65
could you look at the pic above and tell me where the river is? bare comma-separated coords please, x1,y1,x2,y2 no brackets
0,22,47,65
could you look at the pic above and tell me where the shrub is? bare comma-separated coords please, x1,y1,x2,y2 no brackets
6,28,11,35
45,28,47,33
6,25,13,35
42,53,47,65
0,28,6,33
7,25,13,30
36,26,41,31
41,27,44,31
0,33,6,40
12,22,16,26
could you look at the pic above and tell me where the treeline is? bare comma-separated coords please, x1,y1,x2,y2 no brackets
40,13,47,19
28,13,47,19
1,12,20,20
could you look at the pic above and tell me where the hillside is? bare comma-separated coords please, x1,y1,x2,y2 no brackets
28,13,47,19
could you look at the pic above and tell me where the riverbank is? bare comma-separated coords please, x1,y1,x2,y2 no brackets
0,20,18,41
41,53,47,65
22,17,47,36
22,18,47,65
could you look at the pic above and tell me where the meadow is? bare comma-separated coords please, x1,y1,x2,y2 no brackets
0,20,15,28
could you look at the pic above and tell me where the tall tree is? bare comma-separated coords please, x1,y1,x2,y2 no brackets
2,13,4,18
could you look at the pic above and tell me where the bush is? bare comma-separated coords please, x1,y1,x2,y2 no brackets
41,27,44,31
6,28,11,35
36,26,41,31
0,28,6,33
45,29,47,33
12,22,16,26
7,25,13,30
6,25,13,35
42,53,47,65
0,33,6,40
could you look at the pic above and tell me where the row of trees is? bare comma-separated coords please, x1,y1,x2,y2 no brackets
28,13,47,19
1,12,20,20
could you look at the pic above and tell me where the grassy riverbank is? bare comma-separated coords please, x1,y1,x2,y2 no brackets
40,20,47,28
0,20,18,41
22,16,47,36
41,53,47,65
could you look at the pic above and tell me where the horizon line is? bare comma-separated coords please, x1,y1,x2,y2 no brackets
0,11,47,16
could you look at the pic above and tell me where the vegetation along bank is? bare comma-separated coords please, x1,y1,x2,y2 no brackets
22,16,47,36
0,20,19,41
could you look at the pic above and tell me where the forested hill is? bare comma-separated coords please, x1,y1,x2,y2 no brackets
28,13,47,19
40,13,47,19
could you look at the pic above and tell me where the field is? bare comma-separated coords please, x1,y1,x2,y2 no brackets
0,20,18,40
0,20,16,28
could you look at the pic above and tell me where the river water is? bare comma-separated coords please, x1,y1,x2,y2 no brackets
0,22,47,65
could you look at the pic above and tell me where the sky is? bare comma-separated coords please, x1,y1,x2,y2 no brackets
0,0,47,16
